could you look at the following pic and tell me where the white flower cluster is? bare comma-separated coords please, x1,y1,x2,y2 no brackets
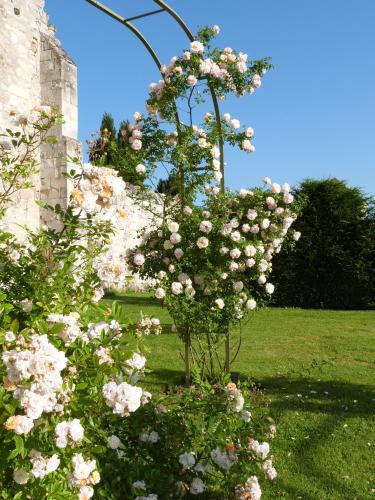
47,312,82,345
148,31,265,115
93,248,128,290
135,316,162,337
102,380,151,417
262,458,277,480
55,419,84,448
235,476,262,500
3,334,67,433
139,429,159,444
120,119,144,151
247,438,270,460
147,179,297,323
30,449,60,478
210,447,237,470
68,453,100,499
86,320,122,341
226,382,245,412
70,164,127,221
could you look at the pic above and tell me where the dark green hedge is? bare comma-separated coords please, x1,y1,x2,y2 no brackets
272,179,375,309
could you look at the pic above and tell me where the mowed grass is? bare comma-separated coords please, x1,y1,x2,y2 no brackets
104,293,375,499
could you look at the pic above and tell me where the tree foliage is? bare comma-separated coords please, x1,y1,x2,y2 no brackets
271,178,375,309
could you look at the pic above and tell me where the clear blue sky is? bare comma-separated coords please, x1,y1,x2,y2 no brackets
45,0,375,194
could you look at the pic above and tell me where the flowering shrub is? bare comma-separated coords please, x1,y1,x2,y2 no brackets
0,111,153,498
0,18,296,497
87,26,301,380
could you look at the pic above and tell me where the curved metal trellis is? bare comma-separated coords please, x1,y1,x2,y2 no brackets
83,0,231,377
84,0,225,188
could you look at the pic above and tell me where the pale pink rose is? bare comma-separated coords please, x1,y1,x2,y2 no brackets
242,139,255,153
230,119,240,129
283,193,294,204
131,139,142,150
247,209,257,221
246,299,257,310
136,164,146,174
190,41,204,53
174,248,184,260
187,75,198,86
246,127,254,138
155,288,165,299
133,254,145,266
197,236,209,249
252,74,262,88
271,183,281,194
258,275,267,285
215,298,225,309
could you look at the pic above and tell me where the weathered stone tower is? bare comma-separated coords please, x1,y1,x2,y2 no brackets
0,0,79,237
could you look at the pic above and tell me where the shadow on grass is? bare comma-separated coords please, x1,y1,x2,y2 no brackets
253,377,375,498
254,376,375,417
105,293,158,307
147,368,185,389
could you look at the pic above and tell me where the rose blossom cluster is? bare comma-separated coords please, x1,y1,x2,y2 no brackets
226,382,245,412
68,453,100,500
47,312,83,345
134,316,162,337
136,178,298,325
3,334,67,434
93,248,128,290
147,26,270,117
102,380,151,417
119,112,144,152
70,164,127,223
235,476,262,500
55,419,85,448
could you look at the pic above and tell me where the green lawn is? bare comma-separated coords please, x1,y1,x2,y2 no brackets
104,293,375,499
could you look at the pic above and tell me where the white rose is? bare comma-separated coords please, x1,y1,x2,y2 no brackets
246,299,256,310
233,281,244,293
107,435,121,449
230,118,240,129
133,254,145,266
155,288,165,300
171,282,183,295
13,469,29,485
170,232,182,244
199,220,212,233
197,236,209,249
187,75,198,86
215,298,225,309
135,164,146,175
174,248,184,260
168,221,179,233
190,41,204,53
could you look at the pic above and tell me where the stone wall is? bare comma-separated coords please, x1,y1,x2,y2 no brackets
0,0,155,288
0,0,79,236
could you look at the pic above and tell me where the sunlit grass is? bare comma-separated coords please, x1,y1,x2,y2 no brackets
103,292,375,499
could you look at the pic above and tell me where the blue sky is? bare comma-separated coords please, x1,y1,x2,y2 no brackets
45,0,375,194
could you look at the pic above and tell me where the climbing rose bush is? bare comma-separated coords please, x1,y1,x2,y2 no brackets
0,111,278,499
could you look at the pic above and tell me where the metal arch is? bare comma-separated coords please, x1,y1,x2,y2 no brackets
84,0,162,70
